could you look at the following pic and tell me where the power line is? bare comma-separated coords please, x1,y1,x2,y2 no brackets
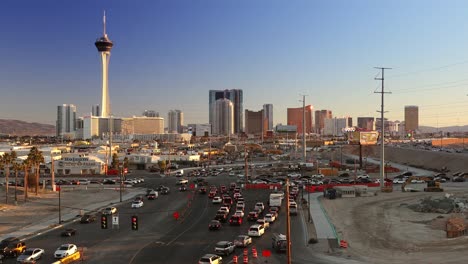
387,60,468,79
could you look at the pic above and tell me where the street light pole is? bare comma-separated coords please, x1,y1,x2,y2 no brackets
58,186,62,224
285,177,292,264
307,182,311,222
119,166,123,202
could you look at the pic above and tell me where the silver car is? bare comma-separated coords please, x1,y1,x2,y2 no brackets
17,248,45,262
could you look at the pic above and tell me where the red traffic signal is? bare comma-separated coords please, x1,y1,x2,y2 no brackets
189,183,195,189
131,215,138,230
173,212,180,220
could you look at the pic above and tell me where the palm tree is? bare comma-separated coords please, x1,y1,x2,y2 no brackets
12,159,21,204
27,147,44,195
2,151,17,204
23,159,31,200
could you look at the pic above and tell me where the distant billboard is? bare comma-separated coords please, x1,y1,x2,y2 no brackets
348,131,379,145
275,125,297,133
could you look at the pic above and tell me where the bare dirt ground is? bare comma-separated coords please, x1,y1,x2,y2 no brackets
322,189,468,264
0,185,138,237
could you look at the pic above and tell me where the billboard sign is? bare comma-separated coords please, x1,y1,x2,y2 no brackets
359,131,379,145
348,131,379,145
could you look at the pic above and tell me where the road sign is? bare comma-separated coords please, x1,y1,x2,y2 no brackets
112,215,119,225
173,212,180,220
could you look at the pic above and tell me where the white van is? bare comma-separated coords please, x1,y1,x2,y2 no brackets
248,224,265,237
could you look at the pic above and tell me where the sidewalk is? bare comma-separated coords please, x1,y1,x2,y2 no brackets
0,188,144,242
302,192,337,240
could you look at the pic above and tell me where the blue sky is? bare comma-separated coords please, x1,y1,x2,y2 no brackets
1,0,468,127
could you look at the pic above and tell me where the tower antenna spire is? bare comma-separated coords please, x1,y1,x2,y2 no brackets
103,10,107,36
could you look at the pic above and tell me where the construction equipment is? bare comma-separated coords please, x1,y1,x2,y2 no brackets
424,180,444,192
401,176,443,192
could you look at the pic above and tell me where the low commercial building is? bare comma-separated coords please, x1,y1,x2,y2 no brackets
52,154,106,175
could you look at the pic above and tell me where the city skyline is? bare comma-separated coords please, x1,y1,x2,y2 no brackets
1,1,468,127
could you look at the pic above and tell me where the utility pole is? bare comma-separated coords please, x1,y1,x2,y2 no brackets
374,67,392,189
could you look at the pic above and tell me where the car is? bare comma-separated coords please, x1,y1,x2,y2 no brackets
254,202,265,212
214,212,228,223
393,178,405,184
147,191,158,200
77,179,90,185
265,213,276,223
252,179,267,184
234,235,252,248
234,210,244,217
229,215,243,225
211,196,222,204
199,187,207,194
289,202,297,208
156,185,167,192
132,200,144,208
61,228,77,237
219,206,230,214
177,179,189,185
102,207,117,215
208,191,216,199
453,176,466,182
179,185,188,192
198,253,223,264
54,244,77,259
214,241,235,256
161,187,170,195
0,238,25,258
209,220,222,230
256,218,270,229
247,211,259,221
16,248,45,262
248,224,265,237
123,180,134,185
233,192,242,199
80,214,96,223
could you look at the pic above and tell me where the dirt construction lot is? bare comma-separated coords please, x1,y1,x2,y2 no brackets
322,189,468,264
0,186,138,237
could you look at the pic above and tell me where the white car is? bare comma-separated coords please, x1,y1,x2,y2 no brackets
219,206,230,214
234,210,244,217
254,202,265,212
256,218,270,229
248,224,265,237
54,244,77,259
177,179,189,185
212,196,222,204
252,179,267,184
131,200,144,208
393,178,405,184
17,248,45,262
265,213,276,223
289,201,298,208
102,207,117,215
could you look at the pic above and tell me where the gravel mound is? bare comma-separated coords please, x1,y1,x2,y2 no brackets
407,196,468,214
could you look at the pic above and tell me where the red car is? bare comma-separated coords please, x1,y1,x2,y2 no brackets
229,215,243,226
208,191,216,199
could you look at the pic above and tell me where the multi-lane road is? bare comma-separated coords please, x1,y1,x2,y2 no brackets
2,171,348,264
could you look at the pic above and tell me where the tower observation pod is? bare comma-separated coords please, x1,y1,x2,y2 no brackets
95,11,113,118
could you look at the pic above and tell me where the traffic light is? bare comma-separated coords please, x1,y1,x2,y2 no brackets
101,215,108,229
131,215,138,230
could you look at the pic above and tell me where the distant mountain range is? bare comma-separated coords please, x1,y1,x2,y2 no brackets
419,125,468,133
0,119,55,136
0,118,466,136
